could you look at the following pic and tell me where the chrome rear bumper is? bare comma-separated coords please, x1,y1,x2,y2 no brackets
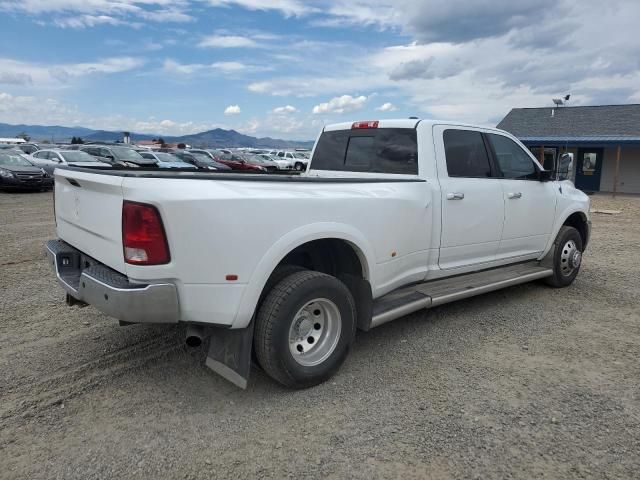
45,240,179,323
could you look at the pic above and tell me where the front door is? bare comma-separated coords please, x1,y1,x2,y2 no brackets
575,148,603,192
486,133,557,259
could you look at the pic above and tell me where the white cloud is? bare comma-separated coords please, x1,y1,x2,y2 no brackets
0,0,193,28
272,105,297,114
198,34,257,48
162,59,203,75
312,95,368,114
0,91,228,136
224,104,241,115
0,56,144,87
138,8,193,23
163,59,256,75
376,102,397,112
0,91,82,125
211,61,247,72
52,14,136,28
205,0,313,16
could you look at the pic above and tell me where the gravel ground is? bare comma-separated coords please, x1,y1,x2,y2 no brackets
1,191,639,480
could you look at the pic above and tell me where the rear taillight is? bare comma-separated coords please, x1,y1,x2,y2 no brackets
122,201,170,265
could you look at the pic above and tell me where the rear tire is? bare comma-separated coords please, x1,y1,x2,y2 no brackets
254,271,356,388
260,264,306,303
545,226,583,288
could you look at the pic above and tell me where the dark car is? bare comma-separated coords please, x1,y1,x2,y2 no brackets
0,152,53,191
80,145,157,167
171,151,232,171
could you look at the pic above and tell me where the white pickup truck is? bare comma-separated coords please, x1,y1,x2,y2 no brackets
46,119,590,389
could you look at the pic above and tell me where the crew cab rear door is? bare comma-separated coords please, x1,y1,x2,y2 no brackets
433,125,504,270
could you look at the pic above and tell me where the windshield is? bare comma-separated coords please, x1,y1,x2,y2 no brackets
61,151,100,162
238,153,267,164
0,153,33,167
111,147,144,161
210,150,231,160
191,153,215,164
155,153,182,163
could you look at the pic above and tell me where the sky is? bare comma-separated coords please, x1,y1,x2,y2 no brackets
0,0,639,140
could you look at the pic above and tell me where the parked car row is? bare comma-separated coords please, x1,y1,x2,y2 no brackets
0,141,312,186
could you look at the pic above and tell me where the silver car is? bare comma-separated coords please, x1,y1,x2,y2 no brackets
138,151,196,169
30,149,111,174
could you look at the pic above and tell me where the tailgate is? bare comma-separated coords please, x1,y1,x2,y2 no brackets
54,169,127,273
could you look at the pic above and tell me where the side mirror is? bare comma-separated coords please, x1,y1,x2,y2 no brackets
557,153,573,181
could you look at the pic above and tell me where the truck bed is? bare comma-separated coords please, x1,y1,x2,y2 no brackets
55,165,425,183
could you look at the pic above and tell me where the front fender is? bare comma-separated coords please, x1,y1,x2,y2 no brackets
540,184,590,258
231,222,375,329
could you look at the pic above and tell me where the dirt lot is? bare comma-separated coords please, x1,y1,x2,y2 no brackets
1,191,638,480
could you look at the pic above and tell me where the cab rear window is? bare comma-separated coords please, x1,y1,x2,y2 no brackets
312,128,418,174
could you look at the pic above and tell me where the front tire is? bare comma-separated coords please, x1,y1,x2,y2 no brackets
545,226,583,288
254,271,356,388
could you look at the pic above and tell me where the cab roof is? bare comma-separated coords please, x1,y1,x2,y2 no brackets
323,118,507,134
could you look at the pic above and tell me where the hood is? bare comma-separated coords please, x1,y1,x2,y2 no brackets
132,159,158,166
0,164,43,174
68,161,112,168
158,162,197,169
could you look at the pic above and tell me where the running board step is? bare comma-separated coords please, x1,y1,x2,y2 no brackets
370,262,553,328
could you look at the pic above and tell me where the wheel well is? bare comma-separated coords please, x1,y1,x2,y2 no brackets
267,238,373,331
563,212,589,249
277,239,366,279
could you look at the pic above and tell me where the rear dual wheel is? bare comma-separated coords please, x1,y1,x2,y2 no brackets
254,270,356,389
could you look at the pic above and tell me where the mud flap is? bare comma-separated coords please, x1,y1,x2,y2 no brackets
205,321,254,389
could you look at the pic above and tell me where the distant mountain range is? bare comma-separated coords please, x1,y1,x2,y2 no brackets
0,122,314,149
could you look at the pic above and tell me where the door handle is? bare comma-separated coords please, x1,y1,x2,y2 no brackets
507,192,522,199
446,192,465,200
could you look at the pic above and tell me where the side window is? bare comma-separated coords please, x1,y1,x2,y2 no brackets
100,148,112,158
443,129,492,178
277,152,285,157
34,151,45,159
488,134,537,180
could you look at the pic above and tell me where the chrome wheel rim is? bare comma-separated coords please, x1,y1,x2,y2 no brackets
560,239,581,276
288,298,342,367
